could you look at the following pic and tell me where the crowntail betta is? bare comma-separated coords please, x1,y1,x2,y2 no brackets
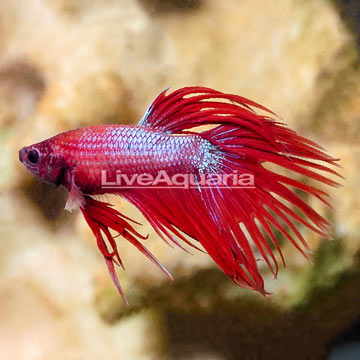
19,86,340,304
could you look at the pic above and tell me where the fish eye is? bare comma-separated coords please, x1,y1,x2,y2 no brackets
27,149,40,165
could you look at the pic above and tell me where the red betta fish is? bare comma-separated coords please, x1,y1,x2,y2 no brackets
19,86,340,304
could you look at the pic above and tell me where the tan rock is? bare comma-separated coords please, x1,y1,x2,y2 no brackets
0,0,359,358
155,0,350,122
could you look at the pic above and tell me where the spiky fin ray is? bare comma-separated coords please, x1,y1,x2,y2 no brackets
80,196,173,304
124,188,267,293
135,86,340,294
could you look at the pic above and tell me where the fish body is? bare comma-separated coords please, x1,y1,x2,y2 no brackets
19,86,340,304
21,125,207,196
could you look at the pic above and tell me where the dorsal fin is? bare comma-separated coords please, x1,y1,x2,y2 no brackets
138,86,276,133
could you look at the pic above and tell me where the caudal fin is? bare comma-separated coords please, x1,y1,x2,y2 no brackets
132,86,341,294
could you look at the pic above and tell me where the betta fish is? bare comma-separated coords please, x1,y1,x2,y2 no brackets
19,86,340,304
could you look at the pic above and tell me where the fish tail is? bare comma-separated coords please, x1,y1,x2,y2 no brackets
133,87,341,293
196,122,338,282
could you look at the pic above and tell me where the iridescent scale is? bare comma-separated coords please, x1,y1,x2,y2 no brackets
51,125,210,194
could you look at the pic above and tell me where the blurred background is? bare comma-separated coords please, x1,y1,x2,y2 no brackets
0,0,359,359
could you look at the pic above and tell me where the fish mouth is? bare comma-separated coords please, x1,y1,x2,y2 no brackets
19,147,27,163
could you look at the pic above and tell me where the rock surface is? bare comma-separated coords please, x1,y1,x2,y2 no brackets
0,0,359,359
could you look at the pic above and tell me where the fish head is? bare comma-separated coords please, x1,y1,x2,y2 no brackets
19,139,68,187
